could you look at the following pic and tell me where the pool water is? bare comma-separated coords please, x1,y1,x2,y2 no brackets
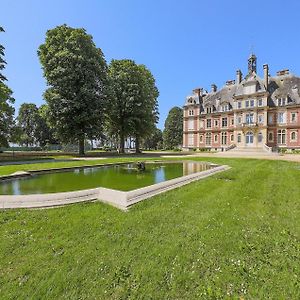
0,161,214,195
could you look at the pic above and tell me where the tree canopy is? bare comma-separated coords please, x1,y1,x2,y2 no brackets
163,106,183,149
107,59,159,153
0,26,15,147
38,24,108,155
17,103,39,146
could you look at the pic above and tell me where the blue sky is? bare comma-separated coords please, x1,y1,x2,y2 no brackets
2,0,300,129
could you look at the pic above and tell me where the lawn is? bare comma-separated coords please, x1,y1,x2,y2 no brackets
0,157,300,299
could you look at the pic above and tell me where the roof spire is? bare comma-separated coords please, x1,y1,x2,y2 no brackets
248,52,257,74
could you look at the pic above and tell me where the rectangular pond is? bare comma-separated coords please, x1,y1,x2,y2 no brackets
0,161,216,195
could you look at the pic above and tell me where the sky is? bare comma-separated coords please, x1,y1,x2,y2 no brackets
2,0,300,129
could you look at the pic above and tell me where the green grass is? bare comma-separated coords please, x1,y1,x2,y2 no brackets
0,157,300,299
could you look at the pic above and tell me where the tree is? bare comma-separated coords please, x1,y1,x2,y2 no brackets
163,107,183,149
107,60,159,153
0,26,15,147
131,64,159,153
38,24,108,155
17,103,39,146
36,104,58,147
142,127,163,150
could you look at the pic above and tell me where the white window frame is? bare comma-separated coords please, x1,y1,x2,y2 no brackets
291,112,297,123
290,131,297,141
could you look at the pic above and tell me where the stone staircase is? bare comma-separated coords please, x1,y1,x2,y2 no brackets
217,145,279,157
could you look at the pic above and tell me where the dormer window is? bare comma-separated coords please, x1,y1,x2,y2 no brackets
222,104,229,112
206,107,212,114
278,97,286,106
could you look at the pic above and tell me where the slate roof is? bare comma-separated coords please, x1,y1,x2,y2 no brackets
185,70,300,110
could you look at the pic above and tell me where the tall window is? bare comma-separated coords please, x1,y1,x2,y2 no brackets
188,119,194,130
206,119,212,128
258,115,264,124
206,133,212,145
246,132,254,144
291,112,297,123
237,133,242,143
245,100,249,108
238,102,242,109
214,134,218,142
221,132,227,145
214,119,219,127
277,129,286,144
291,131,297,141
258,99,263,107
250,99,255,107
246,113,254,124
188,134,194,146
237,116,242,124
222,117,228,127
230,134,234,142
258,132,263,143
268,132,273,142
199,135,203,143
231,118,234,125
268,114,273,124
189,110,194,116
277,112,285,124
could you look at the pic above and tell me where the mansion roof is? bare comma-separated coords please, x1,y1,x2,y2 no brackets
185,56,300,111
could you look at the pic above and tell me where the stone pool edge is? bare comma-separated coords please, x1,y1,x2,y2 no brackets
0,165,230,211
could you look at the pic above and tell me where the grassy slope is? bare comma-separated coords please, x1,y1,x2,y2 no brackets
0,157,300,299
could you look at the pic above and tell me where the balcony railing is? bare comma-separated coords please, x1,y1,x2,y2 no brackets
242,122,258,127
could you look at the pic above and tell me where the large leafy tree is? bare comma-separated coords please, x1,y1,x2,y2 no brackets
0,26,15,147
17,103,39,146
107,60,140,153
163,106,183,149
107,60,159,153
38,24,108,155
131,64,159,153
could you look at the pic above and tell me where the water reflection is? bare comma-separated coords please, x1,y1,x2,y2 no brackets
0,162,215,195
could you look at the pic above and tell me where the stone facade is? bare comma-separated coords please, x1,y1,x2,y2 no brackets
183,54,300,151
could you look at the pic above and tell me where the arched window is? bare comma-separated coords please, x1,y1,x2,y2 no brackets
258,132,263,143
291,131,297,141
278,129,286,144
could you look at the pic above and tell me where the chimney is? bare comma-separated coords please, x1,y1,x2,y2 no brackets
263,64,269,88
226,80,235,86
276,69,289,76
211,84,217,93
236,69,242,84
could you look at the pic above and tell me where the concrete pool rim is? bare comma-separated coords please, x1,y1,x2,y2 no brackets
0,161,230,210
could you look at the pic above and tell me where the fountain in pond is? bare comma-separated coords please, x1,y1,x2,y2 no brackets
136,162,146,171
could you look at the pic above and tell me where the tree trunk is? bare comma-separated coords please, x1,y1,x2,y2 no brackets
135,136,141,153
119,132,125,153
79,136,85,156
